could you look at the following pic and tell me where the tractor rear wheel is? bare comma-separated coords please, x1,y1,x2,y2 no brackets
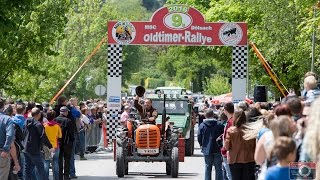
166,161,171,175
116,146,125,177
171,147,179,178
185,128,194,156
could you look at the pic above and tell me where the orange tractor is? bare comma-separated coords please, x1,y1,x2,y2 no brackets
114,90,185,178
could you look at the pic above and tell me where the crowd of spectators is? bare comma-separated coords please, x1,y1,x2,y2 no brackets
1,71,320,180
0,96,111,180
197,71,320,180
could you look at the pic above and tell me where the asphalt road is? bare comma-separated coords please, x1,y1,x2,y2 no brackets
50,126,214,180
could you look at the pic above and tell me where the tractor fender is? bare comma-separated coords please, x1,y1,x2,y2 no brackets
184,126,191,139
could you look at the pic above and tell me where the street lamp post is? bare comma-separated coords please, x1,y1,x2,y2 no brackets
311,1,320,72
84,76,92,100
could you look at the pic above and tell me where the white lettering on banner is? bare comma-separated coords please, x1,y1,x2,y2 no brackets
191,26,212,30
143,31,212,45
184,31,212,45
145,25,157,29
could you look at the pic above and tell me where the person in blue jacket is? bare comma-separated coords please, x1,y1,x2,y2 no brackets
198,108,225,180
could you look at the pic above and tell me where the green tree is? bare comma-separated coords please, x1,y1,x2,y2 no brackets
203,74,231,95
163,0,320,96
4,0,151,101
0,0,69,90
157,46,218,92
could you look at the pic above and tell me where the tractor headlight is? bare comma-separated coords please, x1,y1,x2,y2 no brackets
178,128,183,134
171,132,178,140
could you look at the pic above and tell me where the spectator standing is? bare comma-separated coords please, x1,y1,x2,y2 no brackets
198,108,224,180
198,106,207,125
246,107,262,122
265,137,296,180
215,109,228,150
54,96,68,117
96,104,105,152
55,107,75,180
255,115,297,180
85,106,95,151
303,75,320,105
44,110,62,180
24,102,35,119
10,104,25,180
23,108,53,180
237,101,249,111
79,108,90,160
300,97,320,179
225,109,256,180
120,106,130,125
220,102,234,180
301,72,318,98
274,104,291,117
8,141,21,180
257,113,275,141
12,104,26,130
0,98,15,180
87,106,101,150
286,97,303,122
68,98,81,179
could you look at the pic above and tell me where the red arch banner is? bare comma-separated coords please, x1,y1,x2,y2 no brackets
108,5,247,46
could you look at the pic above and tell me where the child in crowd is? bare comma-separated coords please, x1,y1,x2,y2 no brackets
265,136,296,180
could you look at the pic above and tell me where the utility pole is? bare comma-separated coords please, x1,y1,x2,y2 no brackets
311,6,316,72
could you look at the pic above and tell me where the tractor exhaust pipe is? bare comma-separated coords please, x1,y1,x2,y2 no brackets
161,94,167,139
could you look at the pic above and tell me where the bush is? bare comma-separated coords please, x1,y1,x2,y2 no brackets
130,73,145,86
145,78,165,89
203,74,231,95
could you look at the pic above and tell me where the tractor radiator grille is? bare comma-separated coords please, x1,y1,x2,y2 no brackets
137,129,158,148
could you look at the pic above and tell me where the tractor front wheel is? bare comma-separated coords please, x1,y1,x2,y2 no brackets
116,146,125,177
171,147,179,178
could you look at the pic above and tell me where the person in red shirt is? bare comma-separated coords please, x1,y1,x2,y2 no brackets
220,102,234,180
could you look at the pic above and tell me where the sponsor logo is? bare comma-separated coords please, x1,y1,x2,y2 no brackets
108,96,120,103
111,113,118,118
219,23,243,46
289,162,316,179
109,104,121,108
137,148,159,154
112,21,136,45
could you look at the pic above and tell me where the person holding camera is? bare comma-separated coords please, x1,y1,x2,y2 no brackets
197,108,224,180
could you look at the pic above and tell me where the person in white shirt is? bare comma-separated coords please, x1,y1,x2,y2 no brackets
79,107,89,160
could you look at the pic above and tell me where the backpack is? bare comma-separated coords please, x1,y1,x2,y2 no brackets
56,116,71,145
23,118,45,151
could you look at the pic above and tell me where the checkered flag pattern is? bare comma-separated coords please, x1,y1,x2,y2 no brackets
106,109,121,140
232,46,248,79
107,44,122,77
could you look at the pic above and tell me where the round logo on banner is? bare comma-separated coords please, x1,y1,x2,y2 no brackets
219,23,243,46
112,21,136,45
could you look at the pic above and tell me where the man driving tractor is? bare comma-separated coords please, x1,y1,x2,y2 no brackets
134,96,158,124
